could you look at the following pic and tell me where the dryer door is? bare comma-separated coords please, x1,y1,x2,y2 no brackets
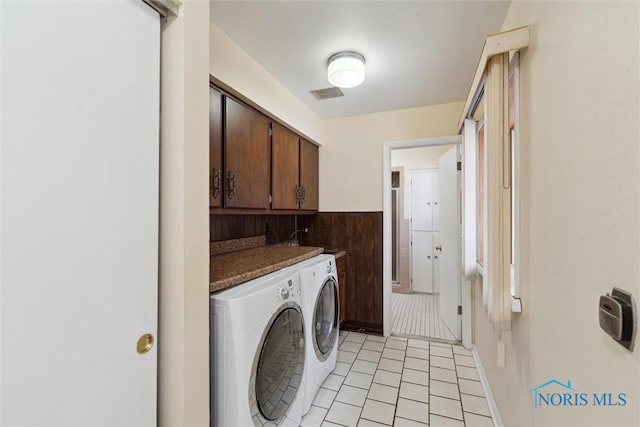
313,277,339,362
254,304,305,422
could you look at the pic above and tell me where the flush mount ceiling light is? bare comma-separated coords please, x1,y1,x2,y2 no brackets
327,51,366,88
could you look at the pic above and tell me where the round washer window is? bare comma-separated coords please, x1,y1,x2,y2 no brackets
313,278,338,359
255,307,305,421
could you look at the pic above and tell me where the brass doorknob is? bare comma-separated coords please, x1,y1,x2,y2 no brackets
137,333,154,354
435,245,442,252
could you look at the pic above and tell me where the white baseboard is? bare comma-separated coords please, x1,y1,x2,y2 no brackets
471,345,504,427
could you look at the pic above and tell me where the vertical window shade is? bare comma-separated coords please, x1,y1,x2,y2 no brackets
485,52,512,332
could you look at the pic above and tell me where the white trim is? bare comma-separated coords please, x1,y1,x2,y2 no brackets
462,119,478,280
511,52,521,303
471,345,504,427
383,135,462,338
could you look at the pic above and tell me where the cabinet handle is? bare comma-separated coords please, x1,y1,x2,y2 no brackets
212,168,220,199
228,170,235,199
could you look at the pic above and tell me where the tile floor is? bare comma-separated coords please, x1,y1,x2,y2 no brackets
391,293,457,341
301,331,493,427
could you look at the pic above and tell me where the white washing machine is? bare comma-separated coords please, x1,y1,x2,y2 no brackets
210,269,306,427
286,254,339,414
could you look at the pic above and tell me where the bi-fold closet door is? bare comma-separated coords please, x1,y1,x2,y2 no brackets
411,170,440,293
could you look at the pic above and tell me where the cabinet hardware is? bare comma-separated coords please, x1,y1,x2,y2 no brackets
212,168,220,199
300,186,307,204
228,170,235,199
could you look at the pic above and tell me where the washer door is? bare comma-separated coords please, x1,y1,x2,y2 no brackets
313,277,338,362
254,304,305,422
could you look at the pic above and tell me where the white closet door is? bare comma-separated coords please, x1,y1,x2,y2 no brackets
1,1,159,424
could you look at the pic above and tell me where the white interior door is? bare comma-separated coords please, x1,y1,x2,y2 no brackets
411,231,434,293
1,1,159,424
438,147,461,340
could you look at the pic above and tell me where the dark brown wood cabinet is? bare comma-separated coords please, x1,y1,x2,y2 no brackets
271,123,300,210
224,97,271,209
299,138,319,211
209,87,223,208
272,125,320,211
336,254,347,328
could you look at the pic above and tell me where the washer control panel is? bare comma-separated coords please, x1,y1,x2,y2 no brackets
275,278,300,302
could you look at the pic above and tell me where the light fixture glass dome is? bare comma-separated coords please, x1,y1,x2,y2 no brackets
327,51,366,88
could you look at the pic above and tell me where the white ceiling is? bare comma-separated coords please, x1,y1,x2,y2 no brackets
210,1,510,119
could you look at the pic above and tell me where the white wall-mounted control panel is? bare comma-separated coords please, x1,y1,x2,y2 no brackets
599,287,637,352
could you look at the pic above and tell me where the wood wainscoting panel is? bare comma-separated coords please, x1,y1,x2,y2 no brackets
299,212,383,332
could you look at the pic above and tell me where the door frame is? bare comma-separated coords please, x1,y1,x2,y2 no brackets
382,135,472,348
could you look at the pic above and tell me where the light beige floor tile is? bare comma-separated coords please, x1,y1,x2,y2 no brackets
352,359,378,375
381,348,405,361
464,412,494,427
338,350,357,364
430,355,456,370
301,405,328,427
451,345,472,356
358,418,389,427
373,369,402,387
430,379,460,400
340,341,363,353
366,335,387,343
378,357,404,373
398,382,428,404
333,361,351,376
358,349,382,363
430,341,452,349
325,401,362,427
385,339,407,351
336,384,368,407
395,398,429,424
458,378,484,397
321,422,343,427
388,336,408,342
430,346,454,359
367,383,399,404
454,354,476,368
362,341,385,352
344,371,374,390
430,367,458,384
361,399,395,425
461,393,491,416
393,416,428,426
401,368,429,385
456,366,480,381
407,339,429,349
340,330,349,337
323,373,345,391
429,395,463,420
404,357,429,372
405,347,429,360
345,332,368,344
313,387,338,409
429,414,465,426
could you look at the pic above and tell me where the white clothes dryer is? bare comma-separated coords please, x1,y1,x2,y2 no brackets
210,269,306,427
286,254,339,414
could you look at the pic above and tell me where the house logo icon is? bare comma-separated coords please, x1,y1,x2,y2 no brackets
529,379,627,408
529,379,578,409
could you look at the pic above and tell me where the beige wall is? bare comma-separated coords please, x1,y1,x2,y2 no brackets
321,102,463,212
209,23,324,144
474,1,640,426
159,1,210,425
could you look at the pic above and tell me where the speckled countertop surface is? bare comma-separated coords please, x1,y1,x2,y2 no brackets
210,245,324,293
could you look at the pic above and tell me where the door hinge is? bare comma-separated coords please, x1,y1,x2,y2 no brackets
458,305,462,315
269,127,273,137
457,161,462,171
269,194,273,204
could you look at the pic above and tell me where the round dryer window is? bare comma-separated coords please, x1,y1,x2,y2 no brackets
254,305,305,422
313,277,338,361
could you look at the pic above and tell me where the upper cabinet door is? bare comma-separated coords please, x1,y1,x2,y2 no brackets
225,98,271,209
272,122,300,210
209,87,223,208
299,138,319,211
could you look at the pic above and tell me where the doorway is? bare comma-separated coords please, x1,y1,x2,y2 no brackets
383,135,471,347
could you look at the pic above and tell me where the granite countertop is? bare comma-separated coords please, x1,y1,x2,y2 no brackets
210,244,324,293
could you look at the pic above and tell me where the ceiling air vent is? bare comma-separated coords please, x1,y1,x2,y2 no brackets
310,87,344,100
